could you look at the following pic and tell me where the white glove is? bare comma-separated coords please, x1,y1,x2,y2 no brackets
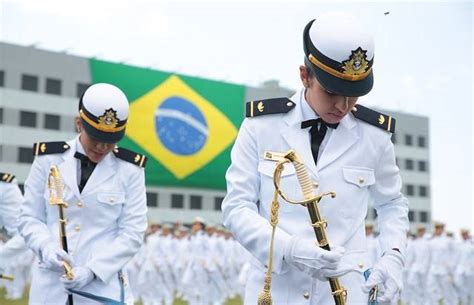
362,250,404,302
285,236,344,275
61,266,94,291
40,243,73,272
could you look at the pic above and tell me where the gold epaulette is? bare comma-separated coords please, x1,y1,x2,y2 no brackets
113,147,148,168
245,97,296,118
351,105,396,133
0,172,15,183
33,141,70,156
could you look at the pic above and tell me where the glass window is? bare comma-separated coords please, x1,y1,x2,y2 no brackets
408,210,415,222
146,192,158,207
214,197,224,211
0,107,3,124
77,83,90,98
45,78,62,95
419,186,428,197
418,136,426,148
404,134,413,146
0,70,4,87
18,147,34,163
190,195,202,210
419,211,429,223
405,159,414,170
21,74,39,92
20,111,37,127
171,194,184,209
406,184,414,196
44,114,61,130
418,160,427,172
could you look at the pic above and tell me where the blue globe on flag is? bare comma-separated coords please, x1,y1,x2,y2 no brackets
155,96,208,155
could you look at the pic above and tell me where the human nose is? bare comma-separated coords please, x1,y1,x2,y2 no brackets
334,96,350,113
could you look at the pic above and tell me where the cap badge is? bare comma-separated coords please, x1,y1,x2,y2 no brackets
342,47,369,76
98,108,119,129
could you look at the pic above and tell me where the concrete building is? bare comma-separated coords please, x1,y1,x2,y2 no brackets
0,42,430,229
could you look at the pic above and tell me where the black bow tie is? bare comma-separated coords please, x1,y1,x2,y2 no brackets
74,152,97,193
301,118,339,130
74,152,96,166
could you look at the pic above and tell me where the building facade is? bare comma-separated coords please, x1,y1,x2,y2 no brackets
0,42,430,229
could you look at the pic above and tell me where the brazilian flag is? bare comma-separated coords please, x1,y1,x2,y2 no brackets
90,59,245,189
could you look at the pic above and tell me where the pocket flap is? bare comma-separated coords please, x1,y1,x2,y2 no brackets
342,166,375,187
97,192,125,205
258,160,295,178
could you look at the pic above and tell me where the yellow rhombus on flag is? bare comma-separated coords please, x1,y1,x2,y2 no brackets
126,75,238,179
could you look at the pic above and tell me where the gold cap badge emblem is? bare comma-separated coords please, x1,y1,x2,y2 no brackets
342,47,370,76
98,108,119,129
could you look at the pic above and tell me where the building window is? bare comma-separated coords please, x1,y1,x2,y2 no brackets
214,197,224,211
391,134,396,144
405,184,414,196
404,134,413,146
21,74,39,92
405,159,414,170
419,211,429,223
77,83,90,98
45,78,62,95
18,147,34,163
0,107,3,124
408,210,415,222
418,136,426,148
418,160,427,172
190,195,202,210
146,192,158,207
419,186,428,197
0,70,4,87
171,194,184,209
20,111,37,127
0,145,3,161
44,114,61,130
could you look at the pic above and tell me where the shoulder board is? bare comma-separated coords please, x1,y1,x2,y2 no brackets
33,141,70,156
245,97,295,118
351,105,396,133
0,172,15,183
113,147,148,168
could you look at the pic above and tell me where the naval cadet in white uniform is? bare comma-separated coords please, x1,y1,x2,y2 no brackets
19,83,148,304
222,12,409,305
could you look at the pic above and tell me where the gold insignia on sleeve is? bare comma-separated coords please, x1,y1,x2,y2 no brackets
257,102,265,113
342,47,370,76
378,115,385,125
98,108,119,129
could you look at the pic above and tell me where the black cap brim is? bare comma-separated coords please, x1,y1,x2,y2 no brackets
81,118,125,143
311,61,374,97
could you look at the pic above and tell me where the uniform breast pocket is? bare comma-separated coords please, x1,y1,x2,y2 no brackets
96,192,125,221
342,166,375,189
258,161,301,214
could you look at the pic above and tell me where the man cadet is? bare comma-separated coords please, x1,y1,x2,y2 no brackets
19,83,148,304
222,12,409,304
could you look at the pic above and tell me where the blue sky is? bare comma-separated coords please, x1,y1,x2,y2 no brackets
1,0,472,234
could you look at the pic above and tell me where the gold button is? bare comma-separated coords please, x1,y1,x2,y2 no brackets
77,202,83,207
303,291,310,299
358,262,364,269
74,225,81,232
313,182,319,188
358,176,365,184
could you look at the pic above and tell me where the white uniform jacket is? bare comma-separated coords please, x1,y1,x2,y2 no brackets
222,89,409,304
19,137,148,304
